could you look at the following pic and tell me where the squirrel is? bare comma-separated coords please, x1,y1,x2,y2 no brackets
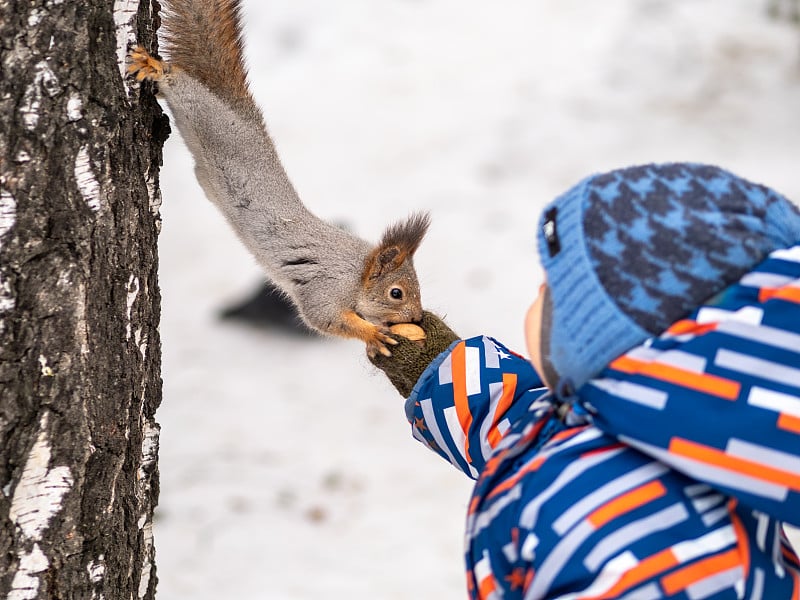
127,0,430,357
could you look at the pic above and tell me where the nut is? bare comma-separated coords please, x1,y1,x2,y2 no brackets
389,323,426,341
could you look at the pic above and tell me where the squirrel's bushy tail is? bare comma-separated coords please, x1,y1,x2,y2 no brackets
161,0,255,115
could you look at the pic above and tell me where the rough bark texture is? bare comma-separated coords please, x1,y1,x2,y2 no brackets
0,1,169,598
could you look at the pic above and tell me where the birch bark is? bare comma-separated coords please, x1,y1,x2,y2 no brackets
0,1,168,597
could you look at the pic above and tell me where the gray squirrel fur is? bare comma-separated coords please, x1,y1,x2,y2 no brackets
127,0,430,356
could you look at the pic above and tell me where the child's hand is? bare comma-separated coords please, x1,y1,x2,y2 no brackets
369,311,460,397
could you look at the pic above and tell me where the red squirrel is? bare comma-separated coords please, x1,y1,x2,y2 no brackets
127,1,430,357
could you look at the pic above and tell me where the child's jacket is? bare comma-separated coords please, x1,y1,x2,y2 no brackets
406,245,800,599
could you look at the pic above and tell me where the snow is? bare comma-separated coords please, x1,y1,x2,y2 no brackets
154,1,800,598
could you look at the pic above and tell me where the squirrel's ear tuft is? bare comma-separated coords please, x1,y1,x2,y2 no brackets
378,212,431,258
363,213,430,284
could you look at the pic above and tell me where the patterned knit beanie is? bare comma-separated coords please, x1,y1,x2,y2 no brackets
536,163,800,391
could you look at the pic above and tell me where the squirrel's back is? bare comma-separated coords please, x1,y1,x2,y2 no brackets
129,2,430,355
161,0,256,116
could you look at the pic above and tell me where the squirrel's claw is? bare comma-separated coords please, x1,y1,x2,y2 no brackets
366,327,399,358
126,46,168,82
336,310,402,357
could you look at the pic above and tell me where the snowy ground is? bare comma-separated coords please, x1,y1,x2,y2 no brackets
154,2,800,598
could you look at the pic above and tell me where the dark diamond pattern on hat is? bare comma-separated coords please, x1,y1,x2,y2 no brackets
583,164,780,333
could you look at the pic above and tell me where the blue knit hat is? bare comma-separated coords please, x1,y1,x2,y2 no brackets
536,163,800,391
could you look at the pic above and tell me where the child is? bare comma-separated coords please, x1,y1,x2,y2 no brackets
371,163,800,599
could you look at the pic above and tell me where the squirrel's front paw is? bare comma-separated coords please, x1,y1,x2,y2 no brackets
126,46,168,82
365,327,399,358
335,310,400,357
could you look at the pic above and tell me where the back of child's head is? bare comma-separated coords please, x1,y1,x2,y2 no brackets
536,162,800,391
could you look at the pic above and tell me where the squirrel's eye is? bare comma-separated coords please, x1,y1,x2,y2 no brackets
390,288,403,300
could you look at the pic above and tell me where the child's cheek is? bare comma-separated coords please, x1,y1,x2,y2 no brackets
524,295,544,378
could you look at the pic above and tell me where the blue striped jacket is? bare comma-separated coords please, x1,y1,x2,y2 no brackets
406,245,800,599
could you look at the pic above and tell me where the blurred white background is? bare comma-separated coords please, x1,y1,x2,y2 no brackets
153,1,800,598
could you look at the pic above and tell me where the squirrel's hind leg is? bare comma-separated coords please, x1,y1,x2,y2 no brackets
127,46,169,82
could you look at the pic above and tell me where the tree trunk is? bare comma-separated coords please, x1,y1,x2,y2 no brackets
0,1,168,598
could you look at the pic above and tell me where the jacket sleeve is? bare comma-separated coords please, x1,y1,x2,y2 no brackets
579,246,800,526
404,336,549,479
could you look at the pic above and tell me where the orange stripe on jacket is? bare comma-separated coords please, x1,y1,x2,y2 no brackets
665,319,718,337
610,356,740,400
524,568,535,591
486,456,546,501
580,442,625,459
487,373,517,449
587,480,668,529
783,544,800,570
549,425,590,446
759,287,778,303
580,548,680,600
760,285,800,305
660,548,742,595
451,342,473,462
478,571,498,600
779,413,800,435
728,500,750,578
669,438,800,492
468,496,481,516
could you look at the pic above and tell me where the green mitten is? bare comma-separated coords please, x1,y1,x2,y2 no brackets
369,311,460,397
